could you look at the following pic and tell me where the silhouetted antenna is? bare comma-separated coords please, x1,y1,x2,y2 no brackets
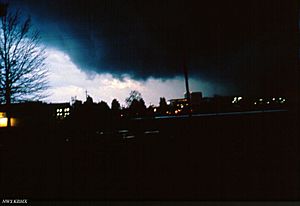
85,90,88,100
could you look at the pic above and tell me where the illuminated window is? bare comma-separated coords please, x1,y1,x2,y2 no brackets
0,117,8,127
0,112,6,118
0,117,17,127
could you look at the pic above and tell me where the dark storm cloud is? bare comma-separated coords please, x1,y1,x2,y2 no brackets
11,0,298,96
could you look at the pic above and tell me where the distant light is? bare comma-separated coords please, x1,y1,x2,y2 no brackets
180,105,184,108
266,101,270,104
272,98,275,101
237,97,242,101
280,99,286,104
259,99,263,102
279,97,282,100
254,102,257,105
153,108,157,112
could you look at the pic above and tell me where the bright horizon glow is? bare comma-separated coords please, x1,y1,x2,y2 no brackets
44,48,227,106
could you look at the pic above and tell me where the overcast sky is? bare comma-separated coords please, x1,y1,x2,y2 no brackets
9,0,298,105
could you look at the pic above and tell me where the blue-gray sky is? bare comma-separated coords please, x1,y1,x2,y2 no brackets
9,0,298,105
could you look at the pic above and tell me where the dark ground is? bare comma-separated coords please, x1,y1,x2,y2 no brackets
0,110,299,200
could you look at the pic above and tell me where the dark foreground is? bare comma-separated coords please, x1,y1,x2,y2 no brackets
0,110,299,200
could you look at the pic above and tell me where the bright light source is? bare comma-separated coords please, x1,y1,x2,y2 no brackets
254,102,257,105
237,97,242,101
267,101,270,104
280,99,286,104
272,98,275,101
279,97,282,100
153,108,157,112
0,117,8,127
181,105,184,108
259,99,263,102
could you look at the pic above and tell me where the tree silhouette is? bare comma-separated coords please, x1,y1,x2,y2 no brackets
111,99,121,111
125,90,142,108
0,6,48,104
125,90,146,117
98,100,110,111
0,5,48,126
159,97,168,114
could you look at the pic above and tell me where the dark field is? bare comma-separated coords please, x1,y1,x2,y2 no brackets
0,111,299,200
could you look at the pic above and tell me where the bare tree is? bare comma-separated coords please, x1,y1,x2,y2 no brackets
0,4,48,126
125,90,142,108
